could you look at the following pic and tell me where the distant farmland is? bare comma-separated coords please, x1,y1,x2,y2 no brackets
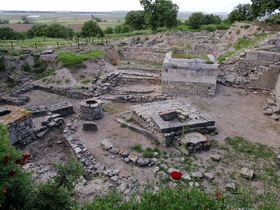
0,11,125,31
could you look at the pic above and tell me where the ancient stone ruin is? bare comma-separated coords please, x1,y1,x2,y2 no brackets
0,105,35,144
80,98,104,121
240,51,280,90
131,99,216,147
162,52,218,97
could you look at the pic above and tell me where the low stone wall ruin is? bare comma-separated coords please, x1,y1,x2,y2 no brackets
131,100,216,147
0,106,35,144
275,73,280,106
162,52,218,97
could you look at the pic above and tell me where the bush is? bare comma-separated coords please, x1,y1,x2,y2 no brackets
265,13,280,24
0,124,33,209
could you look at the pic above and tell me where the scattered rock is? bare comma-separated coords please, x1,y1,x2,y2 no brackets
267,98,276,106
226,183,236,191
137,158,150,167
276,154,280,165
240,168,254,179
124,158,130,163
210,154,221,162
128,154,138,163
182,173,191,181
119,149,130,158
110,176,119,182
189,182,200,187
203,172,214,181
271,114,279,121
109,147,120,155
101,139,113,150
263,109,273,116
191,172,203,178
153,166,160,173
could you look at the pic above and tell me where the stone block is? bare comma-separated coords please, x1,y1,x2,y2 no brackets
48,102,74,117
240,168,254,179
210,154,221,162
128,154,138,163
245,51,259,61
82,122,98,131
101,139,113,150
258,51,275,62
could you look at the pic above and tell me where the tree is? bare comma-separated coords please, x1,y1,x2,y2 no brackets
26,24,48,38
125,10,147,30
251,0,280,18
0,19,9,24
188,12,205,29
140,0,179,30
228,4,255,23
81,20,104,37
46,24,74,39
104,27,114,34
0,27,22,40
204,14,222,25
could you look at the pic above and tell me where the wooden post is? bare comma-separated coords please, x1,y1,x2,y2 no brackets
10,41,13,49
35,42,37,49
57,41,59,48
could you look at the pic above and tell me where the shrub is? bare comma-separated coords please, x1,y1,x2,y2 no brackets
265,13,280,24
0,124,33,209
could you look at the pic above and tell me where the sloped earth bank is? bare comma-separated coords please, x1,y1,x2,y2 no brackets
20,83,280,204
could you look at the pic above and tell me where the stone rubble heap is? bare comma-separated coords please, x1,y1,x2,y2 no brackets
62,123,140,195
36,114,64,138
262,96,280,121
101,139,158,167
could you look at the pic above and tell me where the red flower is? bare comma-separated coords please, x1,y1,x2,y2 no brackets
7,170,16,177
170,171,182,180
22,157,27,161
23,154,30,159
19,161,25,165
15,158,21,164
2,188,7,193
215,192,222,198
3,155,9,161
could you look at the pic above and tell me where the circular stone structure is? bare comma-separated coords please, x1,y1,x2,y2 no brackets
80,99,104,121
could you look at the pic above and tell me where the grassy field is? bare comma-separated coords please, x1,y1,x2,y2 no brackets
0,12,124,29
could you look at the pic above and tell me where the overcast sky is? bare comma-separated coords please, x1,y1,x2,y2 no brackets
1,0,252,13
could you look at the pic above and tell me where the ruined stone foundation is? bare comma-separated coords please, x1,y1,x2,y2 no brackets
0,105,35,144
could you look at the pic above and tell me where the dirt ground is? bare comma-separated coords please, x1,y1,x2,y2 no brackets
21,83,280,185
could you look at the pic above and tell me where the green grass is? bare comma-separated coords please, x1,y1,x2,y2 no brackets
225,136,275,159
217,51,235,64
57,50,103,69
83,185,250,210
81,79,91,84
130,144,143,153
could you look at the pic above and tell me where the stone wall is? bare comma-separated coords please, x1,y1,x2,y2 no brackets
275,73,280,105
162,52,218,96
0,106,35,144
122,52,165,64
131,100,216,147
